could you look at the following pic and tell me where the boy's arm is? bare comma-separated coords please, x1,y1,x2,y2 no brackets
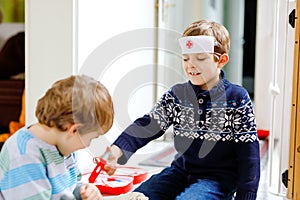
111,91,177,165
233,96,260,199
114,114,167,164
234,141,260,199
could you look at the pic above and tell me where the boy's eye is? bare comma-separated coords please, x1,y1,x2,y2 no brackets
197,57,206,61
183,58,189,62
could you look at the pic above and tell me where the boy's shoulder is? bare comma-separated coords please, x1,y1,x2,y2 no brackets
170,81,191,93
169,81,193,96
1,127,57,161
224,79,250,98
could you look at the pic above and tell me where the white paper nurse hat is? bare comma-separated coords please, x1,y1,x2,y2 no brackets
178,35,216,54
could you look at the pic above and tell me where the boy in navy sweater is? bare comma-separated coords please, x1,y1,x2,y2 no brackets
104,19,260,200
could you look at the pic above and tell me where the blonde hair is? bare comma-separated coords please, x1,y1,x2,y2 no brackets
183,19,230,55
36,75,114,135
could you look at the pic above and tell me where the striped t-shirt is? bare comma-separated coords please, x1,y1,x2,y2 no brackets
0,127,80,199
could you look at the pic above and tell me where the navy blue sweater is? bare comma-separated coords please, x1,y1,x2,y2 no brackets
113,71,260,199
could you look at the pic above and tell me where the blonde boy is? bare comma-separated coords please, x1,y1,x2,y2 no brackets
0,75,114,199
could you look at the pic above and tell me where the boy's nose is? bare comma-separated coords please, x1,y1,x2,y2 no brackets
188,61,196,68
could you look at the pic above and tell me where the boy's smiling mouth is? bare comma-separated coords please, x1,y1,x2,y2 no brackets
189,72,201,76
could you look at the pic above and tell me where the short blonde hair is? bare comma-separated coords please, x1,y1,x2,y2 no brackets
36,75,114,135
182,19,230,55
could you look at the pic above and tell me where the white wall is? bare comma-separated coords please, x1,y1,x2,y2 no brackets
25,0,77,125
26,0,156,144
76,0,157,155
255,0,275,131
77,0,155,69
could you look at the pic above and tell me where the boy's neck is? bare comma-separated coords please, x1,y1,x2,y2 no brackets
28,123,59,146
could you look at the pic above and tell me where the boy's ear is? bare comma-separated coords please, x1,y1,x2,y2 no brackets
217,53,229,69
67,124,81,135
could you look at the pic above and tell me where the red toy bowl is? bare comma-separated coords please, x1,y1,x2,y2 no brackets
114,166,148,184
82,173,134,195
83,157,148,195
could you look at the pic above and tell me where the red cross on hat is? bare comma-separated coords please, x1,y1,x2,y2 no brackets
186,40,193,49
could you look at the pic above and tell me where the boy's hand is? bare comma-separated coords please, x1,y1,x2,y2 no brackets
80,183,102,200
103,145,122,175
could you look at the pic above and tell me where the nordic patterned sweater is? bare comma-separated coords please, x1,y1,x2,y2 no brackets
113,70,260,200
0,127,80,199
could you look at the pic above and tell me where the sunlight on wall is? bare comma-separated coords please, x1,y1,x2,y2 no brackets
77,0,156,148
